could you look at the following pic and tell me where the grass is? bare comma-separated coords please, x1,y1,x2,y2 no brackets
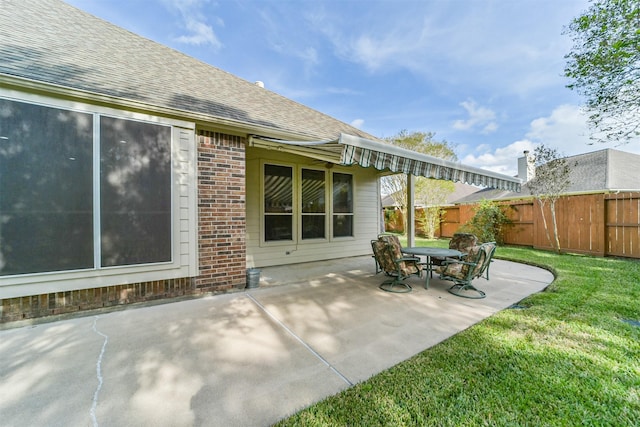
276,238,640,426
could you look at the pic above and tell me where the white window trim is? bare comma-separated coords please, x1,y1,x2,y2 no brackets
300,167,329,243
260,161,296,246
330,171,356,240
260,161,355,247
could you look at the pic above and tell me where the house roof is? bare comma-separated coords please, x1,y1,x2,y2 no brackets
0,0,520,191
454,148,640,203
0,0,375,142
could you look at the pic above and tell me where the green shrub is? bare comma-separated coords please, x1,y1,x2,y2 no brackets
460,199,511,244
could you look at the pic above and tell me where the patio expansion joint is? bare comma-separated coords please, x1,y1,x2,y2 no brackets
245,293,354,387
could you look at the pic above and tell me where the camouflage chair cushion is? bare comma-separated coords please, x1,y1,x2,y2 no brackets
449,233,479,253
378,234,402,253
435,245,478,279
469,245,489,278
431,233,478,267
376,235,421,277
371,240,396,273
436,243,495,280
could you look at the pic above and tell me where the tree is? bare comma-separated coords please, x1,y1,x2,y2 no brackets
415,179,455,238
564,0,640,144
527,145,573,254
380,130,457,234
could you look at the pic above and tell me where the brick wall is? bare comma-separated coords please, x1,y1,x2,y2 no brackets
196,130,247,290
1,278,195,323
1,130,247,324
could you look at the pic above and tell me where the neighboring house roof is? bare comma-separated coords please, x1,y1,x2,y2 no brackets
382,182,479,207
454,148,640,204
0,0,375,142
446,182,482,203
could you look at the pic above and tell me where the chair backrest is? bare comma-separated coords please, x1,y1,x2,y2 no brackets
378,234,403,253
371,239,397,273
440,242,496,281
372,236,420,277
449,233,478,253
468,242,496,279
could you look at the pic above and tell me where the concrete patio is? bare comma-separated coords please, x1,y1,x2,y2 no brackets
0,256,553,427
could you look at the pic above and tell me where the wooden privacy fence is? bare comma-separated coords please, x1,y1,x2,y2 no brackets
438,192,640,259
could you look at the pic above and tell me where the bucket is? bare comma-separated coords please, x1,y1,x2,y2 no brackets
246,268,261,289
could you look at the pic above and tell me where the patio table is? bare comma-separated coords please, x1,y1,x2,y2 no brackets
403,247,464,289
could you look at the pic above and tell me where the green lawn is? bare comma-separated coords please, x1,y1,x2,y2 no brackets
276,239,640,426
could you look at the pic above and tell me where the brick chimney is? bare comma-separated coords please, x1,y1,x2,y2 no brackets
518,150,535,182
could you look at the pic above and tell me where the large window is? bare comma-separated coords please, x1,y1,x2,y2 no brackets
0,100,94,275
0,98,172,277
301,169,326,240
263,163,353,243
100,117,172,266
264,164,293,241
332,172,354,238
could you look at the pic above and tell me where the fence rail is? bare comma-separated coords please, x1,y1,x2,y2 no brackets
384,192,640,259
438,192,640,259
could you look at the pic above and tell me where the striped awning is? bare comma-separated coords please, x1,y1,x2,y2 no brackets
248,134,521,192
338,134,521,192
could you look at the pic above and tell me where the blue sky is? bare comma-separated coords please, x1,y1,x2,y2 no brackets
64,0,640,176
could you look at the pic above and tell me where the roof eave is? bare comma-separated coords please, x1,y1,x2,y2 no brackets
0,73,324,142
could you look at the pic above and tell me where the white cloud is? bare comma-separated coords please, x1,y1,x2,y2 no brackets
327,87,362,96
306,1,579,93
453,100,498,134
461,103,640,177
525,104,598,156
165,0,222,49
256,8,320,74
526,104,640,155
175,18,221,47
350,119,364,129
462,139,536,176
308,6,433,73
348,29,425,72
461,104,593,176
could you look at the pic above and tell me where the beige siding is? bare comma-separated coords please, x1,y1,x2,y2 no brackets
246,147,380,268
175,126,199,276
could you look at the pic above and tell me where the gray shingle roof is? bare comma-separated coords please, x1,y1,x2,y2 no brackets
454,148,640,203
0,0,377,142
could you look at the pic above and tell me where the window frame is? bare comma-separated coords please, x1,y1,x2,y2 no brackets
98,114,174,268
331,171,355,239
300,167,328,242
260,161,354,246
262,163,295,243
0,90,196,293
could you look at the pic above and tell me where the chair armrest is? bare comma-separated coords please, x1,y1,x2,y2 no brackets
396,256,421,263
442,259,475,267
441,255,465,263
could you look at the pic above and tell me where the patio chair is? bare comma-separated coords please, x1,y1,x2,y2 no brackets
435,241,496,299
432,232,478,263
371,238,423,293
431,232,479,274
449,232,498,280
373,233,410,273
